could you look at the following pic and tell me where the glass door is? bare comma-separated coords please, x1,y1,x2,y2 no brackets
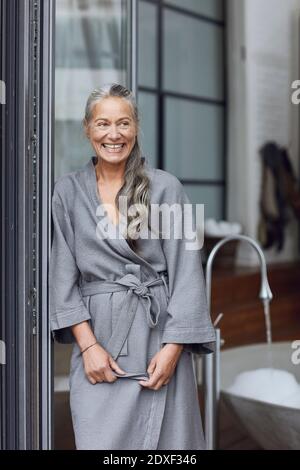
53,0,137,449
54,0,136,176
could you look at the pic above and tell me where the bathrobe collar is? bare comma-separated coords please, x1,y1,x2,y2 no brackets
83,155,159,280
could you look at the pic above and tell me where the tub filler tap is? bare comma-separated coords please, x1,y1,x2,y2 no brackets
198,234,273,450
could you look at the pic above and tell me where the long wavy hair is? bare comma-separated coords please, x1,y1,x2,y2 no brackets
83,83,151,252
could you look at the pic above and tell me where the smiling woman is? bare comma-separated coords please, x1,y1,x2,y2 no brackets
49,83,216,450
85,100,136,159
82,84,150,249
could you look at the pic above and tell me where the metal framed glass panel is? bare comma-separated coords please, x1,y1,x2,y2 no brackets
163,8,224,101
138,0,157,88
137,0,227,219
164,96,224,180
165,0,224,21
137,91,158,167
184,184,224,220
55,0,132,178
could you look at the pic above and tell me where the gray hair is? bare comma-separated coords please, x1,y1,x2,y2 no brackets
83,83,151,252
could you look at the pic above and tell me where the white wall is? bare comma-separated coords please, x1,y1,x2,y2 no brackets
227,0,300,266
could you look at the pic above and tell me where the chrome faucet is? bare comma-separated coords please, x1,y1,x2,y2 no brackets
198,234,273,450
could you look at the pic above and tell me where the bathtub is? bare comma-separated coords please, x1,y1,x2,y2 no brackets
220,342,300,450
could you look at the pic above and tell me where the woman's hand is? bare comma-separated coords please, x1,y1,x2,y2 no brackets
138,343,183,390
82,342,126,385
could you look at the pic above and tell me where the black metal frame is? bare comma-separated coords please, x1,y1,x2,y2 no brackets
138,0,227,218
40,0,56,450
0,0,55,450
0,0,34,449
1,0,17,449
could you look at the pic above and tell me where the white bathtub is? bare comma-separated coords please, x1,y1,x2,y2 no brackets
220,342,300,450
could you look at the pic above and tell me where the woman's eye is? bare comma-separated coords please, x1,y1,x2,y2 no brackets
96,121,129,128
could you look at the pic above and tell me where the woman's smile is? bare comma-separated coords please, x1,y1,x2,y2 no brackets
101,143,126,154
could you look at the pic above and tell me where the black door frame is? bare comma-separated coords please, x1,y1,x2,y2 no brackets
0,0,55,449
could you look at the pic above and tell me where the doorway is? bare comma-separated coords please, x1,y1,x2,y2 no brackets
52,0,137,449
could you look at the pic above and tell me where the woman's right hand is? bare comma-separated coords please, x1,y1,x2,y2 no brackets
82,342,126,385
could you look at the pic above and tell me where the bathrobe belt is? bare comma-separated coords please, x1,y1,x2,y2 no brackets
80,272,169,360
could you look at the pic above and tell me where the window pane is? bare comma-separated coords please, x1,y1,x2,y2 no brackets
164,97,224,180
183,184,224,220
165,0,224,21
55,121,92,177
55,0,129,179
163,9,224,100
138,1,157,88
56,0,128,69
138,92,158,168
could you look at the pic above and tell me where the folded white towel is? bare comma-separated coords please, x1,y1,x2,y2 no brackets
205,218,242,237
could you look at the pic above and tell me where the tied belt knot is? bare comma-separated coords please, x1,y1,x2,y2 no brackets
130,284,160,328
79,271,169,360
131,284,148,297
116,274,167,328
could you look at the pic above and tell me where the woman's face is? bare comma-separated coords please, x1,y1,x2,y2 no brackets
85,96,137,165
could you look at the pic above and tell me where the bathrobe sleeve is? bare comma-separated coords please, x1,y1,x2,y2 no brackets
160,177,216,355
49,189,92,343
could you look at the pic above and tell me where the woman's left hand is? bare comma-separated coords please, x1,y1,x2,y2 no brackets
138,343,183,390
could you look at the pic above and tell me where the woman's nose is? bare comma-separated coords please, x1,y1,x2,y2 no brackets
108,125,121,139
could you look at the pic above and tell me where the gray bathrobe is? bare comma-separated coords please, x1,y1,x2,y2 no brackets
49,155,216,450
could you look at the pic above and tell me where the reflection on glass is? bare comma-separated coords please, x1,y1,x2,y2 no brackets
55,121,91,175
164,97,224,180
138,92,158,168
163,9,224,100
55,0,129,178
183,184,224,220
165,0,224,21
138,1,157,88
